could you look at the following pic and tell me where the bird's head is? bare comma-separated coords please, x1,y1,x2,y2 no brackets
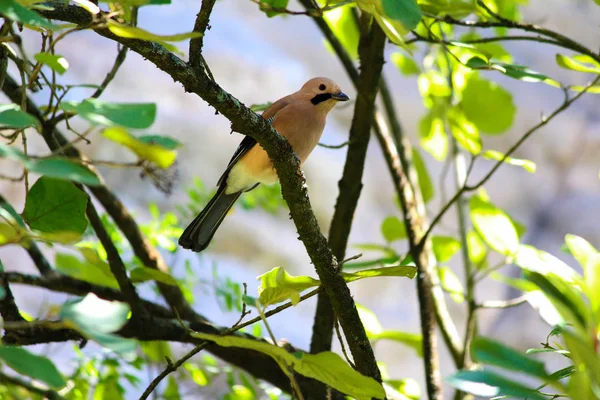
299,77,349,113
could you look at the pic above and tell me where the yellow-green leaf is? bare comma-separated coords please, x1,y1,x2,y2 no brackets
448,107,481,154
34,52,69,75
130,267,178,286
371,330,423,357
341,265,417,283
482,150,536,173
55,251,119,289
257,267,319,306
460,75,515,134
103,126,177,168
419,111,448,161
107,21,202,42
381,216,406,242
391,52,420,75
323,4,359,59
467,231,487,268
432,236,460,263
412,148,434,203
556,54,600,74
469,194,519,256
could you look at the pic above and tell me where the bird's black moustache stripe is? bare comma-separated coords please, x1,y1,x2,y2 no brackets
311,93,332,105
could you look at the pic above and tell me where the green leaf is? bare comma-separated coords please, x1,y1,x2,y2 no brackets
0,346,66,389
61,99,156,129
556,54,600,74
565,234,598,270
448,108,481,154
469,194,519,256
0,198,25,227
432,236,461,263
343,256,401,270
438,266,464,302
34,52,69,75
515,244,579,282
107,21,203,42
341,265,417,283
0,103,40,128
412,148,434,203
391,52,420,75
60,293,137,354
419,110,448,161
23,177,88,240
471,337,549,379
0,0,57,29
466,57,550,83
55,252,119,289
103,127,177,168
257,267,319,306
371,330,423,357
380,0,422,30
0,143,101,185
482,150,536,173
323,4,359,59
381,216,407,242
357,304,383,336
130,267,178,286
257,0,289,17
446,370,545,400
137,135,182,150
467,231,487,268
191,331,385,400
460,75,516,134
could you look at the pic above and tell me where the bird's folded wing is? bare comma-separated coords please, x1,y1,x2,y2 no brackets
216,96,291,189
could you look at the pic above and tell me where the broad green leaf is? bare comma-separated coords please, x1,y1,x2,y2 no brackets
556,54,600,74
459,33,513,63
432,236,461,263
323,4,359,59
391,52,420,75
0,346,66,389
56,252,119,289
448,108,481,154
23,177,88,240
372,13,413,51
357,304,383,336
137,135,182,150
446,370,545,400
257,267,319,306
584,253,600,316
258,0,289,17
381,216,407,242
60,293,137,353
0,103,40,128
61,99,156,129
380,0,422,29
418,71,451,102
438,266,464,302
343,256,401,270
1,143,101,185
471,337,549,379
107,21,203,42
419,110,448,161
385,378,420,400
103,127,177,168
460,75,515,134
0,198,25,227
469,194,519,256
0,0,57,29
191,332,385,400
466,57,549,82
570,84,600,94
482,150,536,173
130,267,178,286
371,330,423,357
412,148,434,203
341,264,417,283
34,52,69,75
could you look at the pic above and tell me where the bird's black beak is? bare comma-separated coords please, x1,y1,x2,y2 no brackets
331,92,350,101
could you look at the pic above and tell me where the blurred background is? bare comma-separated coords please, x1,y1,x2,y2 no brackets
1,0,599,398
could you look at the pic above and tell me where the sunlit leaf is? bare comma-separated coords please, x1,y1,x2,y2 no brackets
257,267,319,306
448,107,481,154
412,148,434,203
191,332,385,400
0,346,66,389
556,54,600,74
34,52,69,75
341,264,417,283
391,52,420,75
323,3,359,59
357,304,383,336
55,252,119,289
460,75,515,134
469,194,519,256
381,216,406,242
515,244,579,282
482,150,536,173
23,177,88,240
103,127,177,168
419,110,447,161
107,21,203,42
432,236,461,263
371,330,423,357
380,0,422,30
438,266,464,302
130,267,178,286
467,231,487,268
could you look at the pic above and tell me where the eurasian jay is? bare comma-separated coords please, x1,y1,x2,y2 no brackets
179,77,349,253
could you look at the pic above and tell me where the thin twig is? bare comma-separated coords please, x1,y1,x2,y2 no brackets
333,315,355,369
477,295,529,309
317,141,350,149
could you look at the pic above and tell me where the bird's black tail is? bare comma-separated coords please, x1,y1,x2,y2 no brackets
179,187,241,252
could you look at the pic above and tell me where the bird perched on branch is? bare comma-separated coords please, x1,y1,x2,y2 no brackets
179,77,349,252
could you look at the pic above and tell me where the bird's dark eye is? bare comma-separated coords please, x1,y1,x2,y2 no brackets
319,84,326,91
